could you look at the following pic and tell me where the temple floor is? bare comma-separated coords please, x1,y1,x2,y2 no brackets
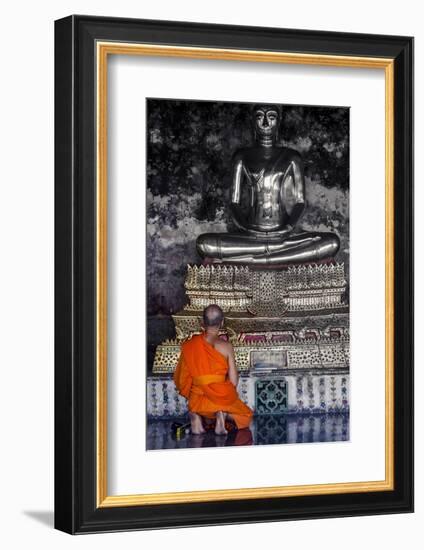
146,413,349,450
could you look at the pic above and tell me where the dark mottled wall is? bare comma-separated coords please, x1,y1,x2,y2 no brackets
147,99,349,364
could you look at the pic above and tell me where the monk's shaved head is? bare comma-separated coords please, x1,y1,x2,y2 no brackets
203,304,224,328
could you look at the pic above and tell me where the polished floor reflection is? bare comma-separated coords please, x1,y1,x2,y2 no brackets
146,413,349,450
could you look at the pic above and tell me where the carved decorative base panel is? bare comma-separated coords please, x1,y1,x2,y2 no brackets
153,327,349,374
147,373,349,417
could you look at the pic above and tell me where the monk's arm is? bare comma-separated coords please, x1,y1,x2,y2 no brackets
227,344,239,387
173,353,192,399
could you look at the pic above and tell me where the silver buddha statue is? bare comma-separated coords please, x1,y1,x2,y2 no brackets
196,104,340,265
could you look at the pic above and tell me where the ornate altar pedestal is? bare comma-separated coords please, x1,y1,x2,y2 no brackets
147,262,349,418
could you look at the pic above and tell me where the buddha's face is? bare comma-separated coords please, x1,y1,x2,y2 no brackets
254,107,279,139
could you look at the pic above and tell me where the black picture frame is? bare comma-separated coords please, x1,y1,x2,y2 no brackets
55,15,414,534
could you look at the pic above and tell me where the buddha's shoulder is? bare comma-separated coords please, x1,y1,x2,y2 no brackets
275,146,302,164
282,146,302,159
232,147,256,163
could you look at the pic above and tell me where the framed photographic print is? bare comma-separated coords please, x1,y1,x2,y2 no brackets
54,15,414,533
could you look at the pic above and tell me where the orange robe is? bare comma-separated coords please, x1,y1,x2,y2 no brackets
173,334,253,429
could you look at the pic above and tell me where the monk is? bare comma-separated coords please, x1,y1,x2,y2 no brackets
173,304,253,435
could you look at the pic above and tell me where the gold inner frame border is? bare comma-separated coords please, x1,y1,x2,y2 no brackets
96,42,395,508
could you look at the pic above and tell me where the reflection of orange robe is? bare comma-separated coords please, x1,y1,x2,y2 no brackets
173,334,253,429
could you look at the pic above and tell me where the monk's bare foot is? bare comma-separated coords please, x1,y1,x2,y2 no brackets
215,411,228,435
189,412,205,434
